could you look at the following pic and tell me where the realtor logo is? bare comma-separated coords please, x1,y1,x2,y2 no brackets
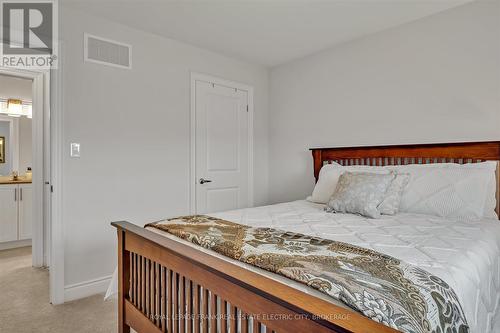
1,0,58,68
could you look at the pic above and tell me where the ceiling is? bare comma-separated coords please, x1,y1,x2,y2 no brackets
64,0,473,67
0,75,32,101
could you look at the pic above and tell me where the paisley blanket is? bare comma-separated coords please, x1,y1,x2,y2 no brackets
146,215,469,333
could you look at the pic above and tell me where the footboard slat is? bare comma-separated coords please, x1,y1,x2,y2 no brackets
230,305,237,333
221,300,227,333
155,263,160,327
210,293,217,333
161,266,166,332
240,311,248,333
180,276,186,333
129,252,133,301
252,320,260,333
141,257,146,312
151,260,155,320
173,272,179,333
133,254,138,307
146,259,150,318
137,256,141,309
193,283,200,333
202,288,209,333
187,279,193,333
167,269,173,333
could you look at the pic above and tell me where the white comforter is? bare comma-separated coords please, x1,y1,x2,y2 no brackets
108,200,500,332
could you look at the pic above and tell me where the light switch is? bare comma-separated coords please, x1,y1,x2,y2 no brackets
70,143,81,157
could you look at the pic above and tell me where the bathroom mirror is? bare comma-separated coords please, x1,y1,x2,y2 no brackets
0,113,32,177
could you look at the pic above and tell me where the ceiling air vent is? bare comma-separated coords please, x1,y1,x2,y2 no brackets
84,33,132,69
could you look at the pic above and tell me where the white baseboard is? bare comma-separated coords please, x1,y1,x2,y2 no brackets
64,275,112,302
0,239,31,251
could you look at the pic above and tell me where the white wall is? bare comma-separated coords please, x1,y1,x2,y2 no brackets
60,6,269,294
269,1,500,203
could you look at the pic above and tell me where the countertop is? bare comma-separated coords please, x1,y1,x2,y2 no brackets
0,176,32,184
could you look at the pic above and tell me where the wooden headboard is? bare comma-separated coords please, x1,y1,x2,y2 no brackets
310,141,500,217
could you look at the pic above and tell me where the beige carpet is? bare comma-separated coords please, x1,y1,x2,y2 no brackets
0,247,118,333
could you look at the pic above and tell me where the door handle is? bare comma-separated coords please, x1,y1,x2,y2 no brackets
14,188,17,201
20,188,22,201
199,178,212,184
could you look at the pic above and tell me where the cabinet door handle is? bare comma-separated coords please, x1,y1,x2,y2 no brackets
14,188,17,201
20,188,22,201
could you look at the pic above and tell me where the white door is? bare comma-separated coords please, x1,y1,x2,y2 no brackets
18,184,33,240
195,80,249,214
0,185,18,242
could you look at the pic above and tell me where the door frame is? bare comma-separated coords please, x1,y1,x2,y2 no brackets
189,72,254,214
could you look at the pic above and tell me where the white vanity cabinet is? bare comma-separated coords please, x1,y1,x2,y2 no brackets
0,183,32,244
18,184,33,240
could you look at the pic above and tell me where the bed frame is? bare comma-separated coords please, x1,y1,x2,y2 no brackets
112,141,500,333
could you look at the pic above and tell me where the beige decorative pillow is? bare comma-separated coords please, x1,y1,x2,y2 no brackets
308,163,389,204
378,173,410,215
326,172,395,218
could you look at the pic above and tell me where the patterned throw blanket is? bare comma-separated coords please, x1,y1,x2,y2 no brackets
146,215,469,333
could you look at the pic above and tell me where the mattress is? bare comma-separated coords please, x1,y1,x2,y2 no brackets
111,200,500,332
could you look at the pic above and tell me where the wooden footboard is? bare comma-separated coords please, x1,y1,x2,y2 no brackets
112,221,397,333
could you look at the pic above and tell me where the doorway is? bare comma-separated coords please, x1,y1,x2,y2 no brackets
190,73,254,214
0,69,51,298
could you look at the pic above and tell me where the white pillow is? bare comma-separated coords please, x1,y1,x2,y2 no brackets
309,163,388,204
484,167,499,219
387,161,497,220
309,163,343,204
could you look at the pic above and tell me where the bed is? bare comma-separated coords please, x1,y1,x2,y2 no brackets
112,141,500,333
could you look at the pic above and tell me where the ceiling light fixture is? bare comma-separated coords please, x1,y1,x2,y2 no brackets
0,98,32,118
7,98,23,117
